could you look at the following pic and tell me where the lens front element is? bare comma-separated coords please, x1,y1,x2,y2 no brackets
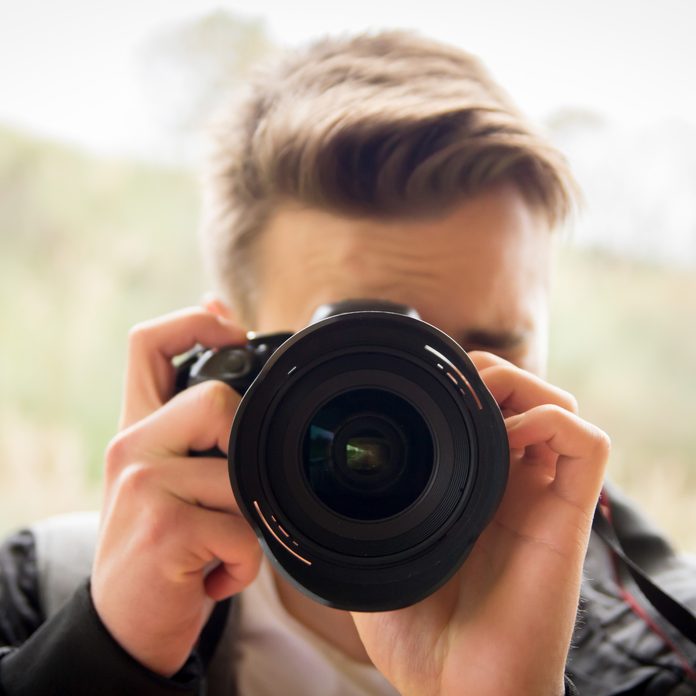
304,389,433,521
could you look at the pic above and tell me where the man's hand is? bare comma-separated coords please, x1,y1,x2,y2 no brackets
91,308,262,676
352,352,610,696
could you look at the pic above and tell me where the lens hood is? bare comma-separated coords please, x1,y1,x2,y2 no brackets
228,310,508,611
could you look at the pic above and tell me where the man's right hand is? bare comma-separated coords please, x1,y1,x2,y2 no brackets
91,308,262,677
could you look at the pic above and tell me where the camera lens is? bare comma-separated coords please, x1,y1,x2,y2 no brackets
229,309,509,611
303,389,433,520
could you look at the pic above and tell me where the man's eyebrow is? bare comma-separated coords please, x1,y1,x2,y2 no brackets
453,329,528,351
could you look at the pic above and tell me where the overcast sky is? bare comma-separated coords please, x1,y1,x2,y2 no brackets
1,0,695,160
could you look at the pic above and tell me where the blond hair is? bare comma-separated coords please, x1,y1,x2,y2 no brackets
200,30,576,325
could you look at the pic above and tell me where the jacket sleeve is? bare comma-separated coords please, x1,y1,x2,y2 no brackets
0,530,42,647
0,529,204,696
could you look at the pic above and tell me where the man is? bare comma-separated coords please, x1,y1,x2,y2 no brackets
0,30,693,696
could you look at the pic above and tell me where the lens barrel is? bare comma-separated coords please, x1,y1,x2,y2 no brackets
228,310,508,611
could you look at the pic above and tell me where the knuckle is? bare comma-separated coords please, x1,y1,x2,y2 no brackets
469,350,505,367
482,363,516,386
194,380,237,417
117,462,159,498
238,544,263,584
126,320,152,349
537,402,566,419
104,431,134,479
220,521,260,569
138,502,180,549
592,428,612,458
490,363,515,377
562,391,580,415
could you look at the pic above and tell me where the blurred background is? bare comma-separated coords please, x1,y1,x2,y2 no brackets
1,0,695,548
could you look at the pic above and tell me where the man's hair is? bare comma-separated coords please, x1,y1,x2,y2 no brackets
200,30,577,325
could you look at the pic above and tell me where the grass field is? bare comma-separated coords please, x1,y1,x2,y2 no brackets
2,126,695,551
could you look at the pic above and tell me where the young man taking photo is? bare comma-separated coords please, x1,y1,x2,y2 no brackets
1,30,694,696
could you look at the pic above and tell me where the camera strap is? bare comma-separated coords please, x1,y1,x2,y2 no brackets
592,489,696,650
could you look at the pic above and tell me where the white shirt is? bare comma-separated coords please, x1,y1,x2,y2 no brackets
234,559,400,696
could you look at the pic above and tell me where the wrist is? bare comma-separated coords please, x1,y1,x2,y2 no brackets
1,580,202,696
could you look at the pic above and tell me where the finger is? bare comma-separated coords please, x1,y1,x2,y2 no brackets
158,456,240,515
105,455,241,529
506,406,610,508
200,293,237,322
136,380,240,456
479,365,579,416
108,381,241,470
121,307,246,428
186,505,262,599
467,350,510,372
131,496,262,596
464,352,519,417
512,442,560,476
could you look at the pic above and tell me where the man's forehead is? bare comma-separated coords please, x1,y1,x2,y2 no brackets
265,190,548,280
254,183,551,360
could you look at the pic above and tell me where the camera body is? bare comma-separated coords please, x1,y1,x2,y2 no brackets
177,299,509,611
177,330,292,396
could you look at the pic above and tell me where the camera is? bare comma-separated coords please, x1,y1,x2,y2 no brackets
176,299,509,611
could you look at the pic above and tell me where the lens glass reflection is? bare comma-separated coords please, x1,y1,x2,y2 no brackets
346,435,390,473
303,389,433,520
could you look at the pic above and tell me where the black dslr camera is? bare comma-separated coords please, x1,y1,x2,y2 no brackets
176,299,508,611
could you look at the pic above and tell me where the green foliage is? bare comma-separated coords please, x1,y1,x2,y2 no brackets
0,125,204,485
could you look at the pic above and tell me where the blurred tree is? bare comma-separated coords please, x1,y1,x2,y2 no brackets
138,10,277,139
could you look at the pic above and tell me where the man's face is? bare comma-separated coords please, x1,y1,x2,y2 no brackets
253,182,552,375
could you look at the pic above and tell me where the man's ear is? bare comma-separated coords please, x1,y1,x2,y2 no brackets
200,292,237,323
